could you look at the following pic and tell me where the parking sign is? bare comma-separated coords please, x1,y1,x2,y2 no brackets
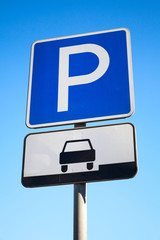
22,123,137,187
26,28,134,128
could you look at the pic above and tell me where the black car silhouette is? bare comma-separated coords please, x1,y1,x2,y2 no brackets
60,139,95,172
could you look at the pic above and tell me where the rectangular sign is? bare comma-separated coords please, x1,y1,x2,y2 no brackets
22,123,137,187
26,28,134,128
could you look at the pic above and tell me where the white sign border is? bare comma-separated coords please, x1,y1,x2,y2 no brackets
26,28,135,129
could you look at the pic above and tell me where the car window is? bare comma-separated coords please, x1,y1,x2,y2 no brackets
64,140,91,152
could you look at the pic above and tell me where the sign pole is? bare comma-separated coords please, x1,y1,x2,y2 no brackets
74,123,87,240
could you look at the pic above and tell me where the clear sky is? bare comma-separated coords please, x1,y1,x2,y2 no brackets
0,0,160,239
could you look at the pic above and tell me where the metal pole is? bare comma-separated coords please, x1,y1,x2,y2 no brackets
74,123,87,240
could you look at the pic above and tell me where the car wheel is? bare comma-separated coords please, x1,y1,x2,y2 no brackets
61,165,68,172
87,162,93,170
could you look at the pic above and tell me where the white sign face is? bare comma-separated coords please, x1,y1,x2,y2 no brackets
22,123,137,187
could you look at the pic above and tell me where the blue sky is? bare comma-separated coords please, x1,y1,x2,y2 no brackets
0,0,160,239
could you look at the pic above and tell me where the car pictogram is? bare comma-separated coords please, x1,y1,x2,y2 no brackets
60,139,95,172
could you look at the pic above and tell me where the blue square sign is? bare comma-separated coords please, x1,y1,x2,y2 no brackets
26,28,134,128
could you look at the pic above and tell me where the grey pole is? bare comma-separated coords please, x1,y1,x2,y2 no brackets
74,123,87,240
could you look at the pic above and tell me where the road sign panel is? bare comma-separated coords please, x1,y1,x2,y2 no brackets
26,28,134,128
22,123,137,187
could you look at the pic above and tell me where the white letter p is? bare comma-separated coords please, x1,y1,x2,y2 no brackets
57,44,110,112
